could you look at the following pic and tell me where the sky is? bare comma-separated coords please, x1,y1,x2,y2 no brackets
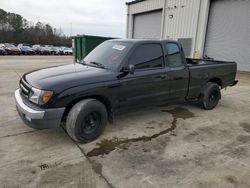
0,0,129,38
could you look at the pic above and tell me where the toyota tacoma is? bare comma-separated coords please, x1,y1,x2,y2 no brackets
15,39,238,143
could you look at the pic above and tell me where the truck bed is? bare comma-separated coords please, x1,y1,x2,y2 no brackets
186,58,236,66
186,58,237,99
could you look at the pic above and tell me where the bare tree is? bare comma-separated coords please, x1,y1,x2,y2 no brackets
0,8,71,46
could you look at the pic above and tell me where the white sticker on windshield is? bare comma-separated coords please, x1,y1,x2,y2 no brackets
112,44,126,51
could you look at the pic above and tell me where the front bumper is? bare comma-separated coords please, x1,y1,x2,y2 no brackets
15,89,65,129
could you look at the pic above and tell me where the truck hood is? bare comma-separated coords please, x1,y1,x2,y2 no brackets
24,63,117,92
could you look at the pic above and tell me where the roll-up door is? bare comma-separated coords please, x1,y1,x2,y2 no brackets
133,10,162,39
204,0,250,71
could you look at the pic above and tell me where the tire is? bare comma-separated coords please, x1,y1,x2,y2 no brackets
199,82,221,110
66,99,108,143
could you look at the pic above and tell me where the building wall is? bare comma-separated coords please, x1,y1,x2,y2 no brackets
127,0,210,58
163,0,200,40
193,0,210,58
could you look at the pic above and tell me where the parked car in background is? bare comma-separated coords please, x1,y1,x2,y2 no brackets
51,46,60,55
59,47,65,55
1,43,73,56
4,43,21,55
37,45,48,55
44,45,53,55
18,43,31,49
20,46,35,55
65,47,73,55
0,44,7,55
61,47,73,55
32,45,41,54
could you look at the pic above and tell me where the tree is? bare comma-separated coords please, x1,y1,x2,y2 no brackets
0,9,71,46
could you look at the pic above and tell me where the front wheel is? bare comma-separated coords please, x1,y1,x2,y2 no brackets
66,99,108,143
199,82,221,110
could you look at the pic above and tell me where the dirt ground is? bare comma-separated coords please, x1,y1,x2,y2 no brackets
0,56,250,188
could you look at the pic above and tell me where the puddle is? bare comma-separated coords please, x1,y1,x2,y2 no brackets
86,107,194,157
161,107,195,120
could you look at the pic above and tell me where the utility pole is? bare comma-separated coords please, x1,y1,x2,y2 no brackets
70,22,72,37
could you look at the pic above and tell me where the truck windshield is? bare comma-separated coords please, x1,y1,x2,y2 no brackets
82,41,132,70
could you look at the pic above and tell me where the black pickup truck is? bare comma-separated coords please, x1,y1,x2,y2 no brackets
15,39,238,142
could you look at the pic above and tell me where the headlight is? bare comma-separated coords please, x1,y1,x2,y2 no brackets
29,87,53,105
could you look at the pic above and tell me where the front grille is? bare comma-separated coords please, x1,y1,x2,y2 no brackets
20,78,31,98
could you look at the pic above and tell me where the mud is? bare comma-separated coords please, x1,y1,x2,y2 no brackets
86,107,194,157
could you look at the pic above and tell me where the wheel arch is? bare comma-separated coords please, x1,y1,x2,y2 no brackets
208,77,222,88
62,95,113,122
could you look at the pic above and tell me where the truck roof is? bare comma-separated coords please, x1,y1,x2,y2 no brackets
109,38,178,44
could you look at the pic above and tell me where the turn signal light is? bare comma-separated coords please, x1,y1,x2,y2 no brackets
42,91,53,104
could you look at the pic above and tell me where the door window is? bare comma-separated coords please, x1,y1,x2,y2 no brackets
129,44,164,70
166,43,183,67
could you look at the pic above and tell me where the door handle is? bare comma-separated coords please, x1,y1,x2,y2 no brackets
173,77,184,80
155,75,167,79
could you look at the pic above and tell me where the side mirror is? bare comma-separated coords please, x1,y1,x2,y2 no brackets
122,64,135,74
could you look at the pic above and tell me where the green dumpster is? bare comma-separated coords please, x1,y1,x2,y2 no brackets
73,35,115,62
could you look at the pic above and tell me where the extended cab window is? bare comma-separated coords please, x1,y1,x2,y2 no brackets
166,43,183,67
130,44,164,70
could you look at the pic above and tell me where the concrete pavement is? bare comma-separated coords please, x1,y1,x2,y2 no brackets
0,56,249,188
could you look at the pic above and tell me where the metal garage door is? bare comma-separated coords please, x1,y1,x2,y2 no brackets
133,10,162,39
204,0,250,71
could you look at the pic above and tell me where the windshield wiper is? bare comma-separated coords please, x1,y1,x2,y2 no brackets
88,61,106,69
80,60,106,69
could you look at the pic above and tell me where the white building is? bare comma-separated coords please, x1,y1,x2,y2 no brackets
126,0,250,71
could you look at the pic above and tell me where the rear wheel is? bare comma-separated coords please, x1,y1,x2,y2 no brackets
66,99,108,143
199,82,221,110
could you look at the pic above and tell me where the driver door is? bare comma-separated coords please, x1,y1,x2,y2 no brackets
118,43,170,111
